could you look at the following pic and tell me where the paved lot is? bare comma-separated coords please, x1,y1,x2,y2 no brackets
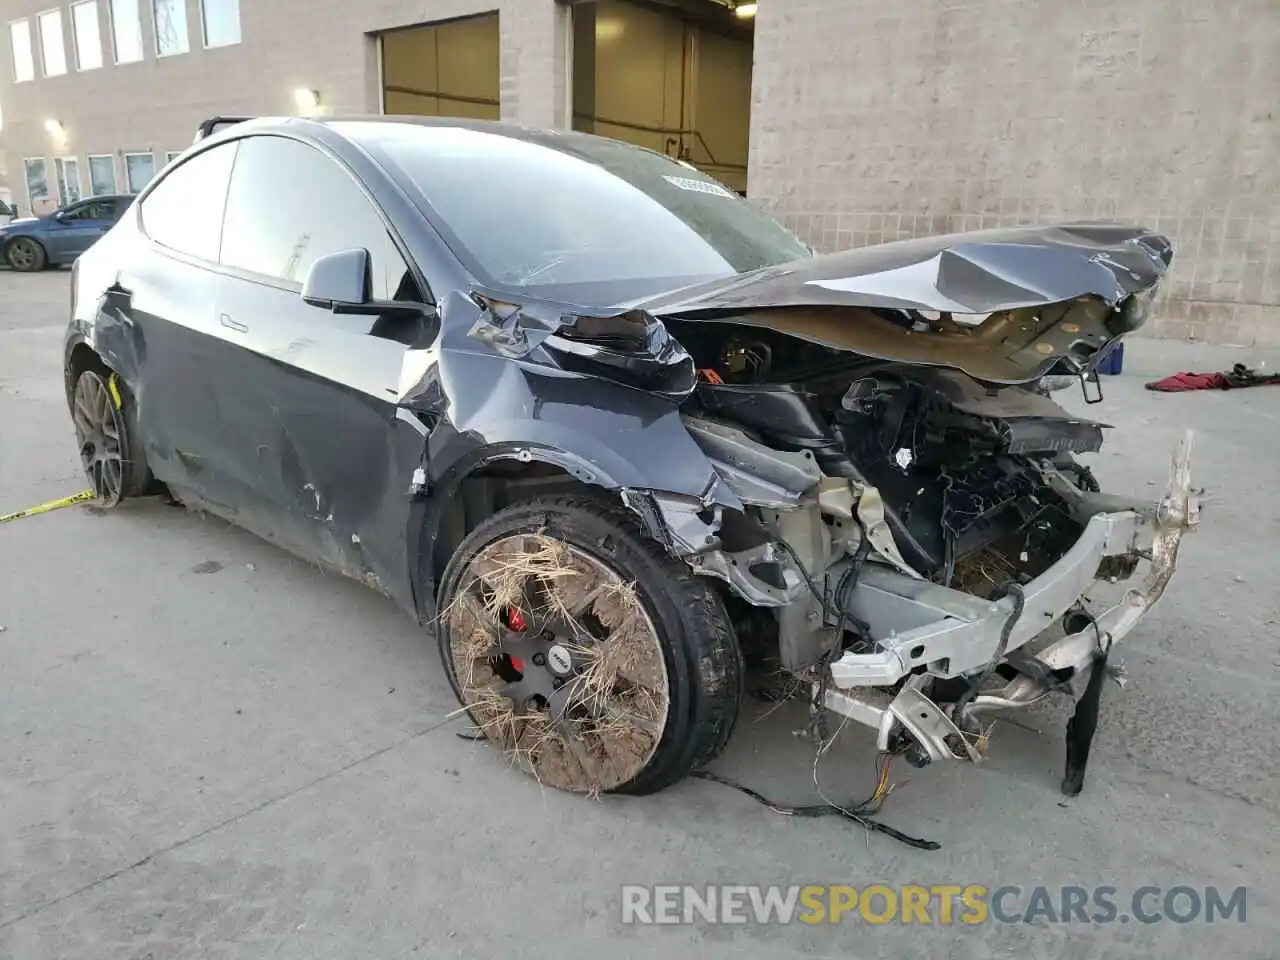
1,268,1277,959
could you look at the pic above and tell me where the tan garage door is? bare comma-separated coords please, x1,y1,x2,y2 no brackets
381,13,500,121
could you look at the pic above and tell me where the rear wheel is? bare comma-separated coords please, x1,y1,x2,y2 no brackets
5,237,47,272
70,369,151,506
437,496,742,796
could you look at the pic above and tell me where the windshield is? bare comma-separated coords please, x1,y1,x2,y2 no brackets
343,122,813,302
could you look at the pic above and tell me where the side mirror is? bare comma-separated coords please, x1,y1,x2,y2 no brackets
302,247,433,320
302,248,373,310
54,211,67,222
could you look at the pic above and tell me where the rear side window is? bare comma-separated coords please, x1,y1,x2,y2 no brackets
218,135,419,301
139,142,238,262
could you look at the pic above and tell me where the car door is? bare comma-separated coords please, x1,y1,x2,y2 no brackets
211,133,433,593
49,198,117,259
115,141,240,504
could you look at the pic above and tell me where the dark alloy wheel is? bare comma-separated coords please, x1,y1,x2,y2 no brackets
5,237,47,272
70,369,150,506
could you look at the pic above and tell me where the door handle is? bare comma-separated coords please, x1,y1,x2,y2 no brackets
220,313,248,333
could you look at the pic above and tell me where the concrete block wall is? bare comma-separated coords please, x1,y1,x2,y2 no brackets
748,0,1280,346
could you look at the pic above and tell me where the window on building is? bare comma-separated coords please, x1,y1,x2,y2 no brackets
220,135,419,300
71,1,103,70
38,10,68,76
124,152,156,192
88,155,117,195
139,142,238,260
152,0,188,56
24,158,50,208
10,20,35,82
201,0,240,48
55,157,83,204
165,150,183,164
109,0,143,62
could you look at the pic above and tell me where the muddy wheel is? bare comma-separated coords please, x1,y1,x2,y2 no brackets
70,369,151,507
5,237,47,272
438,496,742,796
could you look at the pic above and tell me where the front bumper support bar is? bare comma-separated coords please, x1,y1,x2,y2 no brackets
818,431,1200,765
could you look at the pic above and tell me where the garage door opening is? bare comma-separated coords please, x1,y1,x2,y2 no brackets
380,13,500,120
571,0,754,194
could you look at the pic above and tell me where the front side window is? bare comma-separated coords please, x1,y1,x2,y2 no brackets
71,0,103,70
219,135,419,301
342,123,812,303
201,0,240,47
124,152,156,192
61,198,113,220
88,155,117,194
38,10,67,77
24,158,49,207
152,0,188,56
139,141,237,261
109,0,143,62
10,20,35,82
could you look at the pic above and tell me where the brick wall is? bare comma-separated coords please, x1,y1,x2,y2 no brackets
748,0,1280,346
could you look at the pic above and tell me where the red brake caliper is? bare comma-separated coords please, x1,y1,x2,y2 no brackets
504,607,527,672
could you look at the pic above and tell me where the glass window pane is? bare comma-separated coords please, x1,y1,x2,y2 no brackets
152,0,189,56
109,0,143,62
89,155,118,195
348,124,811,300
71,1,103,70
139,143,237,260
38,11,67,77
125,153,156,192
25,159,49,208
10,20,35,82
55,158,83,204
220,135,413,300
201,0,240,47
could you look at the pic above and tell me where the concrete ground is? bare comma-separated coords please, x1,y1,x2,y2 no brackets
1,268,1277,959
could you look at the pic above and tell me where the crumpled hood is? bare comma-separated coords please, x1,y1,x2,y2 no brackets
630,222,1172,384
634,222,1172,316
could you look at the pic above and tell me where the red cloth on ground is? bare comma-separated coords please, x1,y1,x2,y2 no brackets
1145,371,1230,391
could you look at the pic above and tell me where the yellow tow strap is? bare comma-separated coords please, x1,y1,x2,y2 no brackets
0,489,97,525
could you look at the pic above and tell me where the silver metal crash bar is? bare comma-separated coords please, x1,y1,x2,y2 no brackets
818,431,1200,760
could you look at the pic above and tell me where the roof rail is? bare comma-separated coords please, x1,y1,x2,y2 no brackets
194,116,254,142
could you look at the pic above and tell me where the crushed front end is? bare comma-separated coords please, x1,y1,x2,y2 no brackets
623,224,1199,794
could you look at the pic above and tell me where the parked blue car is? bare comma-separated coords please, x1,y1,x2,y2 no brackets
0,195,134,272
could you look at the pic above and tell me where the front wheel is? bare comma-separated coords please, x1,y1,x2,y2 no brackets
70,369,152,506
437,496,743,796
5,237,47,272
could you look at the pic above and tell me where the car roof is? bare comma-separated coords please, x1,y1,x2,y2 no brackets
198,114,662,160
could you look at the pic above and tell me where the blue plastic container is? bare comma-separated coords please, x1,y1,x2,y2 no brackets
1097,340,1125,376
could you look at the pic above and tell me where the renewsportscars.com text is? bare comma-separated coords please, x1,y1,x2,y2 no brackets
620,884,1247,926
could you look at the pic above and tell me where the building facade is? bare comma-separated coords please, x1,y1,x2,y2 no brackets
1,0,1277,345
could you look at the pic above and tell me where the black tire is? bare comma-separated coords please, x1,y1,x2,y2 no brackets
5,237,47,272
69,369,153,506
437,495,743,796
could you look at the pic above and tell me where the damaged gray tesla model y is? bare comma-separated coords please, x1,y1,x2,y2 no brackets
65,116,1199,800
